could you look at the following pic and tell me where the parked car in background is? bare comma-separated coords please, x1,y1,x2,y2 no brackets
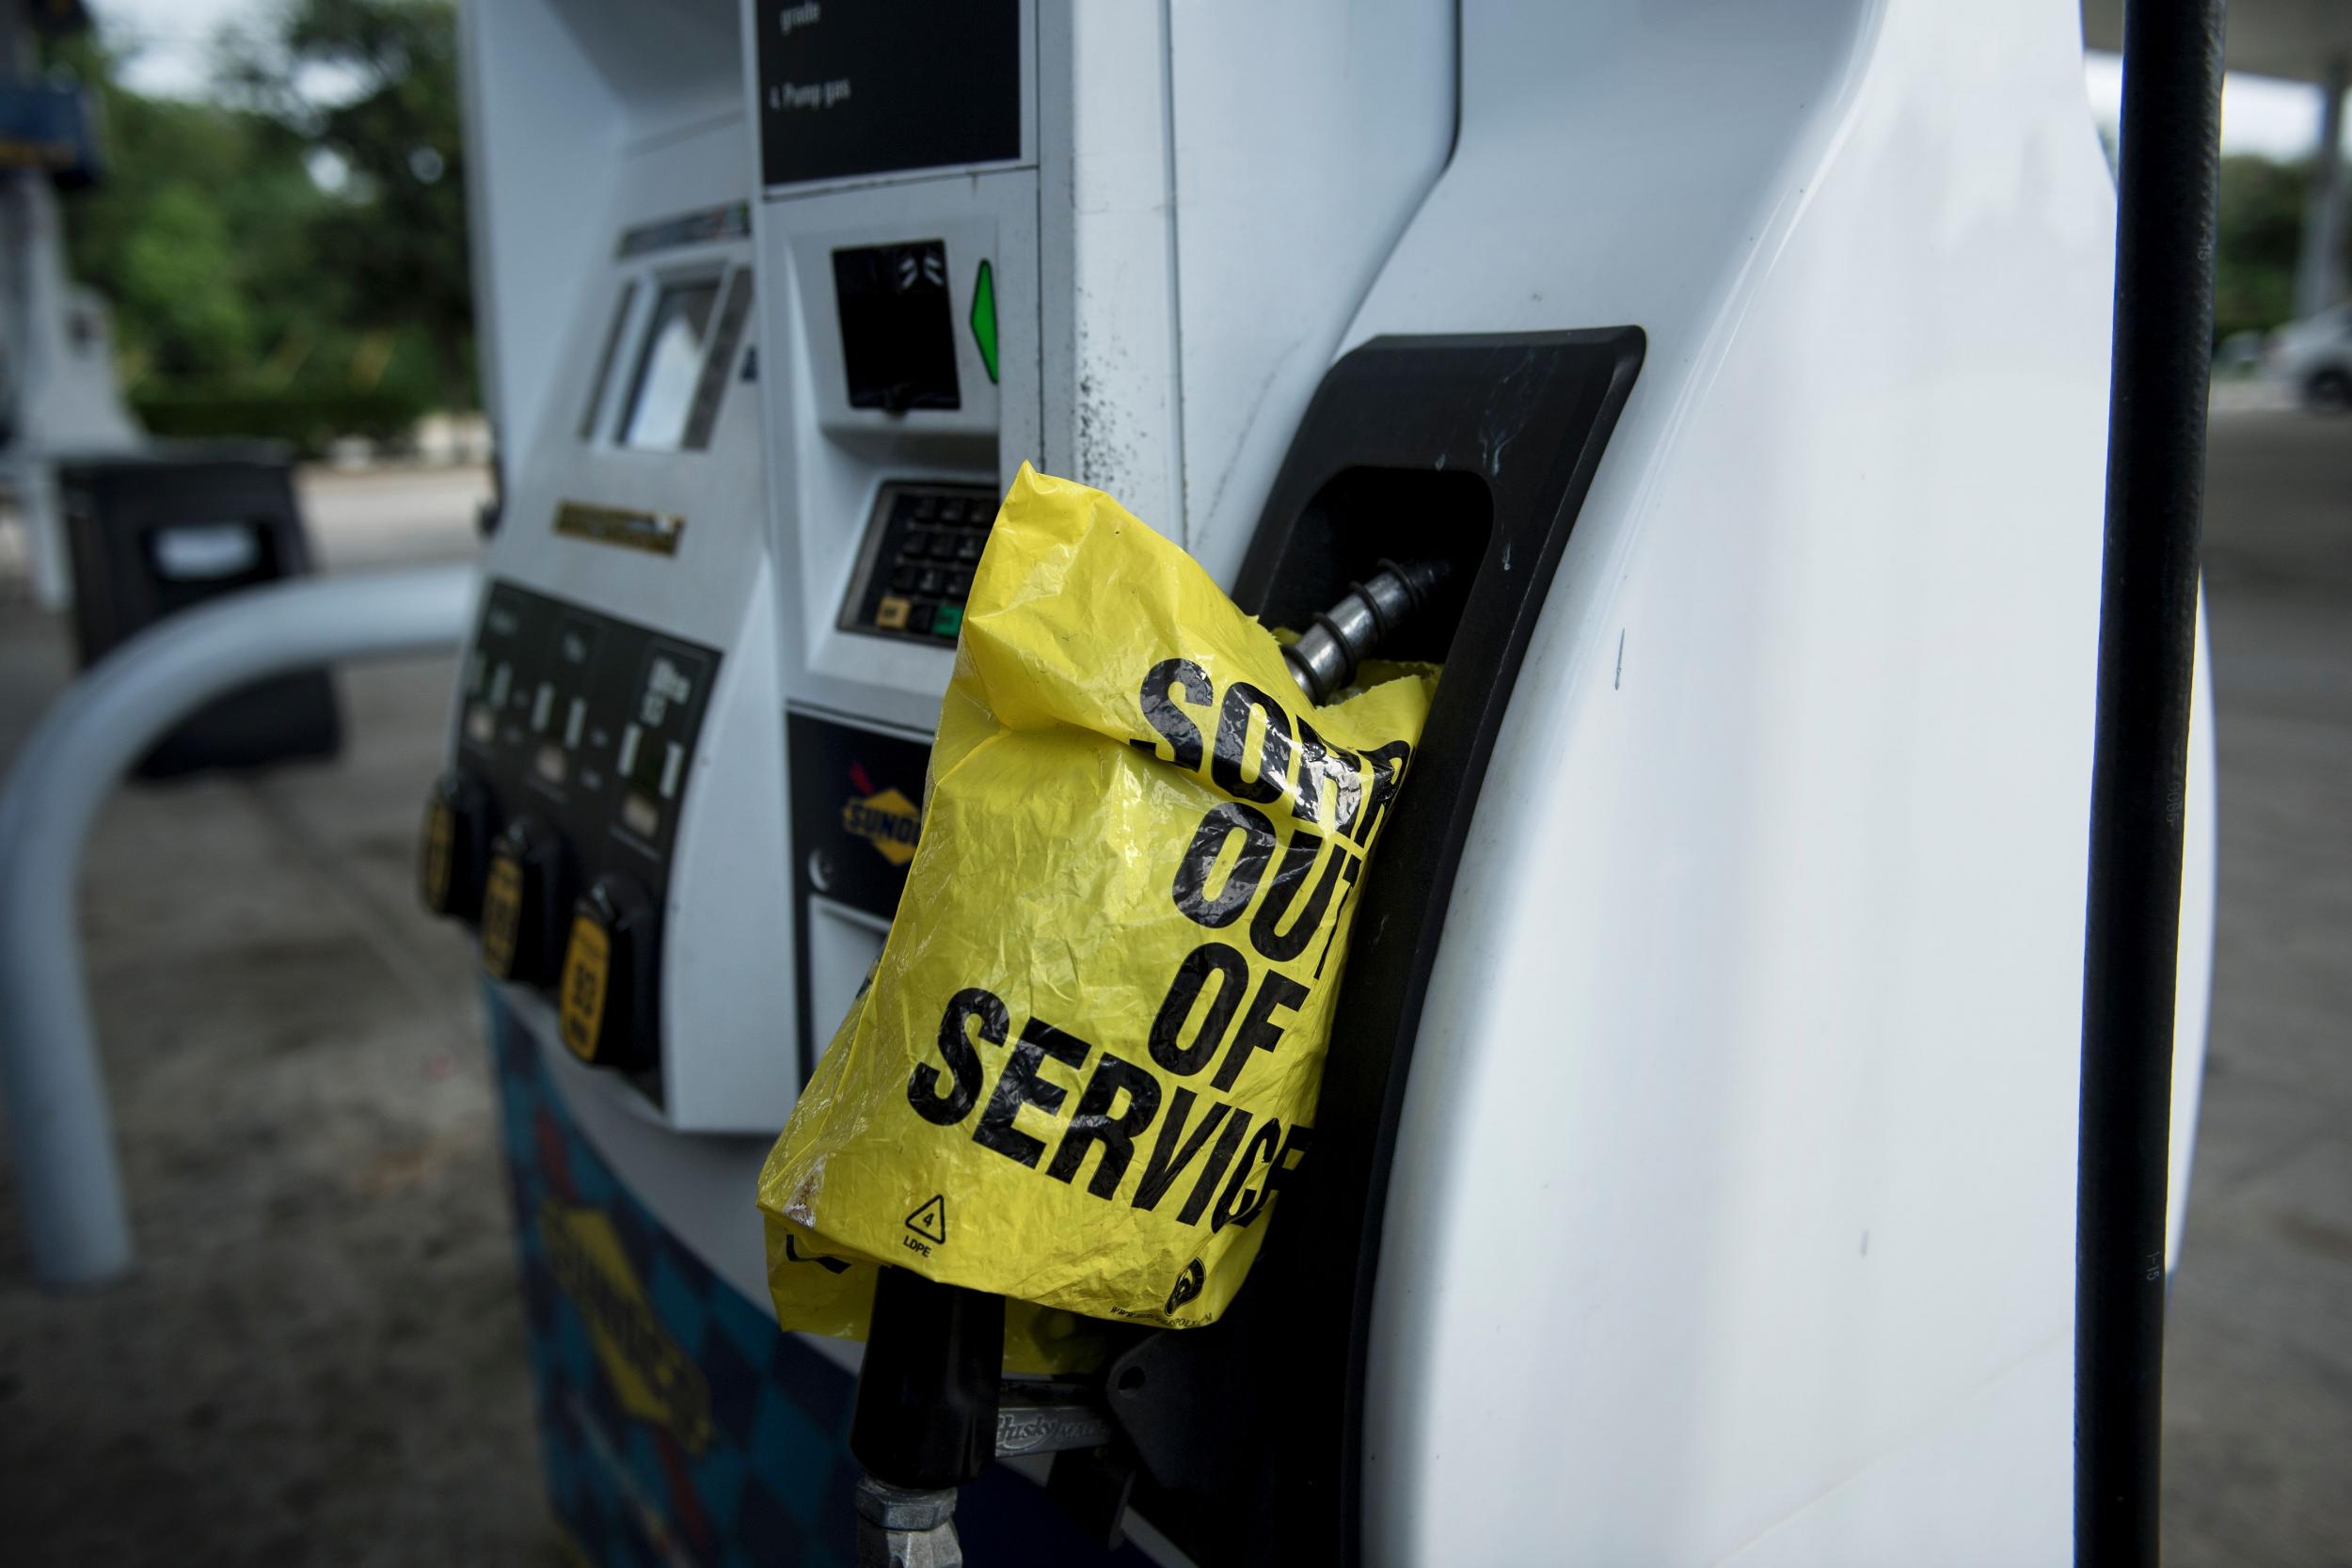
2214,329,2266,377
2268,305,2352,409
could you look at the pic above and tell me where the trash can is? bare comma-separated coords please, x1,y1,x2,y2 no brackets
57,446,343,778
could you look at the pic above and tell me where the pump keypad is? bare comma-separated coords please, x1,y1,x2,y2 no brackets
841,482,998,645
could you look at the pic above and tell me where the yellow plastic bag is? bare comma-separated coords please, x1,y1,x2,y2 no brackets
757,465,1435,1338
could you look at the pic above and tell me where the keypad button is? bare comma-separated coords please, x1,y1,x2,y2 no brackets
854,489,999,644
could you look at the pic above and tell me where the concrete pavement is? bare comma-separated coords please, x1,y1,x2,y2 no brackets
0,425,2346,1560
2162,409,2352,1567
0,466,551,1563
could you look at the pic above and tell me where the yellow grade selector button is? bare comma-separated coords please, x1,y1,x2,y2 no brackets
557,875,658,1070
478,815,568,987
421,800,455,911
560,914,611,1061
875,594,913,631
480,856,524,979
417,771,491,923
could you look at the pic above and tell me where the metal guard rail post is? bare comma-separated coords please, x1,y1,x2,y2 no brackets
0,564,476,1288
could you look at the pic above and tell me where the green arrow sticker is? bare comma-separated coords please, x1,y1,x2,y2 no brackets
969,259,1000,386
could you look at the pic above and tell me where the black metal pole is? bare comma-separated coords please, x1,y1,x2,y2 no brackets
2076,0,2224,1562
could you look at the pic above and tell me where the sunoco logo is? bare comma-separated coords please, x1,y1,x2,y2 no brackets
841,761,921,867
537,1203,713,1453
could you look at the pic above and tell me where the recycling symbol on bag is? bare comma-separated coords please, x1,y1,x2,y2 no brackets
1166,1259,1206,1315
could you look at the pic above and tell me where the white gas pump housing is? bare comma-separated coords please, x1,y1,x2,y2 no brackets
438,2,2215,1562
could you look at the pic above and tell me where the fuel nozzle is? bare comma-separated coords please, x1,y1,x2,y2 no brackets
1281,557,1451,705
847,1271,1127,1561
850,1271,1004,1567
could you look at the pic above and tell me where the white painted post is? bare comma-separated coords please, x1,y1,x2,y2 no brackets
0,565,475,1287
2295,58,2347,320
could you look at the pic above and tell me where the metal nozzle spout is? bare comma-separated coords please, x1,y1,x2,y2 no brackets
1280,557,1451,705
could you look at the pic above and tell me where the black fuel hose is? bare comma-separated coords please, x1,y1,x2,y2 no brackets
2075,1,2223,1563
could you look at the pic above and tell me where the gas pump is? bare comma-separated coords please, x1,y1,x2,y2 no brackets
431,2,2217,1564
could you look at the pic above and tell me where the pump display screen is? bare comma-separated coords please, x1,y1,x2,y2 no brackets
615,277,723,450
579,282,637,440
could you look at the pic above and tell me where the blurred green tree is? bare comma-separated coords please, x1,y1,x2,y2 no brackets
2212,153,2313,346
40,1,471,447
45,31,327,389
218,0,474,409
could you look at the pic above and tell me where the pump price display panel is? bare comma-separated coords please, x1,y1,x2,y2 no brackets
755,0,1019,189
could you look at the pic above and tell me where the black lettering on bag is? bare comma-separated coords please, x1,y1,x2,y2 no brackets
1045,1053,1163,1198
1311,852,1365,979
1351,739,1412,847
973,1017,1092,1168
1254,1122,1315,1223
1171,801,1276,928
1132,1089,1231,1213
1293,719,1363,832
1249,830,1350,962
1177,1107,1254,1226
1149,942,1248,1075
1212,1117,1284,1231
1133,657,1212,768
908,987,1004,1127
1211,971,1309,1092
1212,683,1293,804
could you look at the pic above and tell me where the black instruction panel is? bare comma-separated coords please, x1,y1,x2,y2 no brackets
755,0,1021,189
458,581,719,871
453,580,721,1096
